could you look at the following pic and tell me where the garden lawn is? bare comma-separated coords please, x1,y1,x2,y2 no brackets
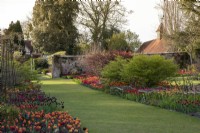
41,79,200,133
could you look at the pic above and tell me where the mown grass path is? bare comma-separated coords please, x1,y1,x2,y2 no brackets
41,79,200,133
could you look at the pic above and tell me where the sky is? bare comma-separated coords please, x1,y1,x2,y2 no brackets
0,0,161,42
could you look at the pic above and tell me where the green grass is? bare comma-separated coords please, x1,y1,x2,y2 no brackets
41,79,200,133
38,74,52,80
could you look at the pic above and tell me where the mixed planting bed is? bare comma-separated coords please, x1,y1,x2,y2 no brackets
75,73,200,114
75,74,200,115
0,81,83,133
73,53,200,116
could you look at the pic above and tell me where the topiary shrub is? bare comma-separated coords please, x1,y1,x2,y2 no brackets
121,55,178,87
35,57,49,69
101,56,127,83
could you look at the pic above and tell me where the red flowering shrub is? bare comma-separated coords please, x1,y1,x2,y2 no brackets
80,51,133,76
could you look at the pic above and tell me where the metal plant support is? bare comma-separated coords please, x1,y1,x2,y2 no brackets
0,37,16,96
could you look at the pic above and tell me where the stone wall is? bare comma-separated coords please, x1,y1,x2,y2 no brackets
52,55,61,78
52,55,84,78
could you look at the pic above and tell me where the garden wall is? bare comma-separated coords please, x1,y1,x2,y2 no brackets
52,55,84,78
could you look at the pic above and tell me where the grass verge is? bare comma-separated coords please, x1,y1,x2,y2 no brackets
41,79,200,133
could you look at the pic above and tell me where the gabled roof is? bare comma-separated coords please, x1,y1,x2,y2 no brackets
137,39,171,54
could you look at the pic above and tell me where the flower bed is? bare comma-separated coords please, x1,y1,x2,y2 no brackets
112,86,200,114
75,75,104,89
7,89,64,112
0,81,84,133
0,110,81,133
75,75,200,115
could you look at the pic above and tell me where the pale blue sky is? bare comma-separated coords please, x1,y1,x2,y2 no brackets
0,0,161,42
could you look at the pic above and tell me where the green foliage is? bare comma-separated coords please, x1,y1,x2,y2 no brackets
48,51,66,65
122,55,178,87
101,56,127,82
51,51,66,56
107,33,129,51
42,69,49,75
62,75,73,79
125,30,141,51
107,31,141,51
6,20,23,34
0,104,19,120
35,57,49,69
32,0,79,54
101,26,121,50
15,60,39,84
5,21,25,53
178,0,200,16
76,43,90,54
13,51,22,61
79,1,126,50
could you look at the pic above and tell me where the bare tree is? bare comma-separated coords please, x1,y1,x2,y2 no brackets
79,1,127,52
21,15,33,40
157,0,186,35
157,0,200,64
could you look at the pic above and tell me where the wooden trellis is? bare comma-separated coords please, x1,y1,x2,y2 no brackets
0,36,16,95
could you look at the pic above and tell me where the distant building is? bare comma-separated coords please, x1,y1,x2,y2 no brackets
137,23,191,68
24,40,33,55
137,23,171,54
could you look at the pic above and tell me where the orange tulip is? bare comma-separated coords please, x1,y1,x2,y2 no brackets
58,123,61,127
67,124,72,129
53,125,57,129
15,126,19,130
48,126,51,130
52,112,55,116
18,128,23,133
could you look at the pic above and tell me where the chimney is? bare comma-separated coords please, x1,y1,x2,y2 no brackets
156,23,163,40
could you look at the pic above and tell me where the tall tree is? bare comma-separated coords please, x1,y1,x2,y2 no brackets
79,1,127,51
21,16,33,40
107,32,128,51
125,30,141,51
178,0,200,16
157,0,186,35
106,30,141,51
32,0,79,54
4,20,25,54
158,0,200,64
